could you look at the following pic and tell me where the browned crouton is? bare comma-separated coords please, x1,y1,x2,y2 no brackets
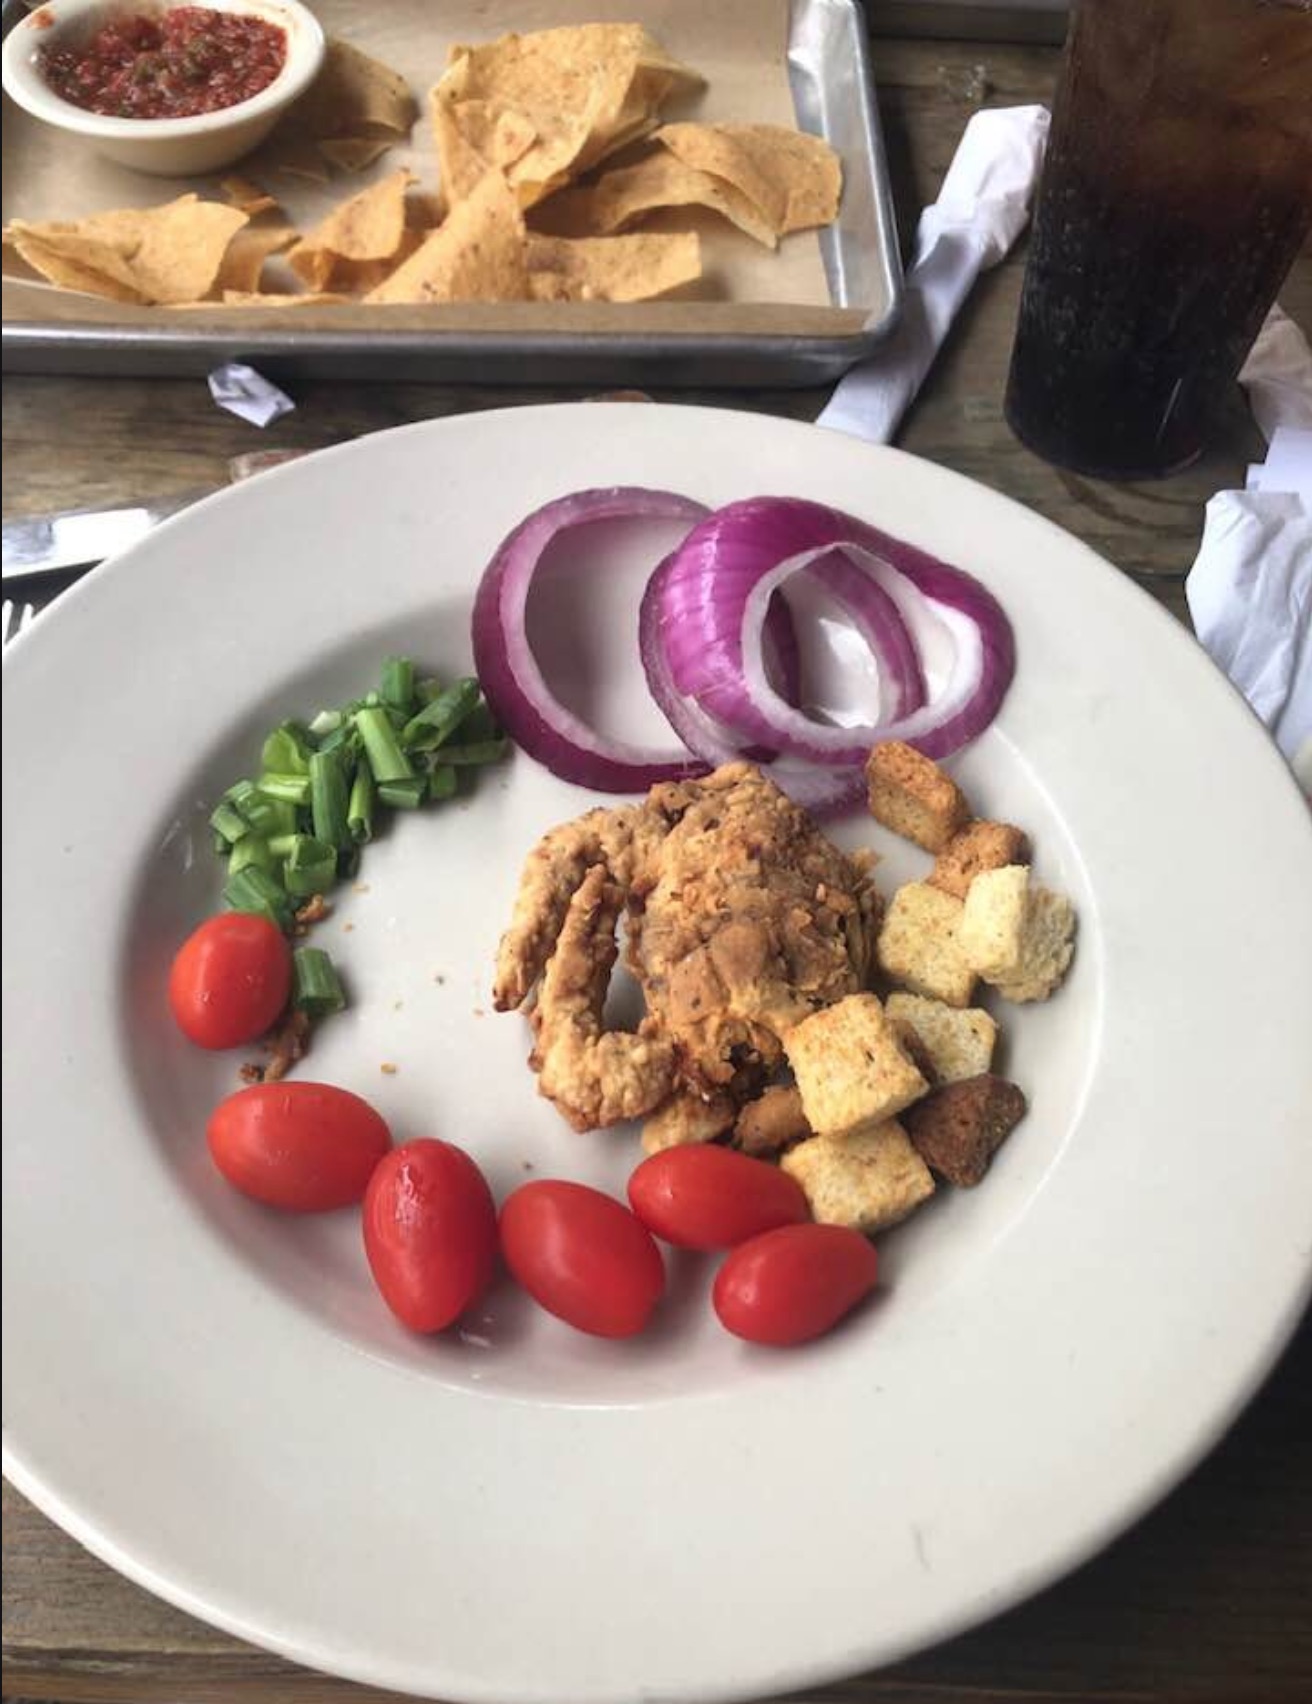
885,993,997,1083
929,820,1031,900
890,1019,940,1087
734,1084,811,1157
865,741,969,853
785,994,929,1139
641,1090,736,1156
781,1120,935,1232
903,1075,1027,1186
876,882,977,1007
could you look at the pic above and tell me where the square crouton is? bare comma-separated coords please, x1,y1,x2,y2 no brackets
993,887,1077,1003
785,993,929,1140
904,1075,1027,1186
885,992,998,1083
866,741,970,853
641,1091,735,1155
876,882,977,1007
929,820,1031,900
781,1120,935,1232
734,1084,811,1158
959,865,1030,979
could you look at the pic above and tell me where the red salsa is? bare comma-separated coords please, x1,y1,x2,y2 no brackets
39,7,287,120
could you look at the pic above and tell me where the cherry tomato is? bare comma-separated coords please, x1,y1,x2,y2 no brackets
499,1180,665,1339
627,1144,810,1250
207,1081,390,1212
713,1223,878,1347
363,1140,498,1333
169,912,291,1050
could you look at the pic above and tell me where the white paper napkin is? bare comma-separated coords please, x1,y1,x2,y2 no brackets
818,105,1050,443
208,362,295,428
1187,332,1312,794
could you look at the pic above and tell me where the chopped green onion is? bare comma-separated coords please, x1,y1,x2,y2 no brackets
338,844,362,881
292,947,347,1017
347,764,375,844
458,700,502,743
228,834,275,878
284,834,338,898
439,738,510,767
261,722,311,776
308,708,341,737
212,829,231,856
402,678,481,752
267,832,298,859
309,749,351,850
355,705,414,783
224,865,294,931
380,656,416,712
228,780,296,838
415,676,445,705
210,799,250,845
315,721,358,759
256,771,312,806
427,764,457,801
378,775,429,810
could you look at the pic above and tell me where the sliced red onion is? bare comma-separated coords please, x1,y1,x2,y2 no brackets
471,487,710,792
802,548,927,722
638,555,867,818
658,497,1014,764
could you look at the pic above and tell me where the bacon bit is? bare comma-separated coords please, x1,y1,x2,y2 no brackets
295,894,331,926
380,1062,399,1075
241,1008,312,1085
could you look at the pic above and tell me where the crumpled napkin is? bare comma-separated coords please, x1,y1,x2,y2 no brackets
1187,307,1312,792
818,105,1050,443
207,362,295,428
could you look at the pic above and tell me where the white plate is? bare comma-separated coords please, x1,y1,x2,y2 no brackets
4,405,1310,1704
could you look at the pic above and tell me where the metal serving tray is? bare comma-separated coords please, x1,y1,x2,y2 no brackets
0,0,903,387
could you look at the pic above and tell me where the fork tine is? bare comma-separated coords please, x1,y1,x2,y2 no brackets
1,600,12,646
21,603,35,632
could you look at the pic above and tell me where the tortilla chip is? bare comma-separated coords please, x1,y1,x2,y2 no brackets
4,225,146,302
657,124,842,233
432,25,701,209
289,38,418,140
535,151,779,249
213,226,296,296
317,136,394,173
365,170,527,304
220,176,281,218
78,196,249,303
286,168,412,290
525,231,700,303
168,291,352,309
268,135,332,182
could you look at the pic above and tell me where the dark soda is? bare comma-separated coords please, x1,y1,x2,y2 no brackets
1006,0,1312,478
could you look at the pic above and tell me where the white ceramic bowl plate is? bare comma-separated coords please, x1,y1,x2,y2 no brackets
3,406,1310,1703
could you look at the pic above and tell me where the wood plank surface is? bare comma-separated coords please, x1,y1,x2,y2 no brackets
4,27,1309,1704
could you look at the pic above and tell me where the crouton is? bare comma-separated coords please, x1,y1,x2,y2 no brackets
904,1075,1027,1186
781,1120,935,1232
876,882,977,1007
929,820,1031,900
890,1019,939,1087
641,1090,736,1156
865,741,969,853
993,888,1077,1003
885,992,998,1083
734,1084,811,1157
959,865,1030,979
785,993,929,1139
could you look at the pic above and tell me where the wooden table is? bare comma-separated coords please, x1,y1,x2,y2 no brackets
4,30,1310,1704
